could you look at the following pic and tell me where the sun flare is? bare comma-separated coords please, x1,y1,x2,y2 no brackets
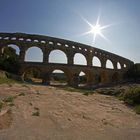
80,15,112,44
91,24,101,35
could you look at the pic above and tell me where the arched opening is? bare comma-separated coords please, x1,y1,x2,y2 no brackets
25,46,43,62
49,49,67,64
26,39,31,42
92,56,101,67
1,44,20,56
7,44,20,55
106,59,114,69
74,53,87,65
23,67,42,84
50,69,67,86
117,62,121,69
78,71,87,87
124,64,126,68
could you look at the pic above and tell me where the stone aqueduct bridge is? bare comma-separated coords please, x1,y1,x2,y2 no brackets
0,33,134,87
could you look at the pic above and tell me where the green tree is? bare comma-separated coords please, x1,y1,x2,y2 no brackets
0,47,20,74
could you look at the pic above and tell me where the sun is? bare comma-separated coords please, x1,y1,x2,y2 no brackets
91,24,102,35
90,23,104,43
80,15,112,44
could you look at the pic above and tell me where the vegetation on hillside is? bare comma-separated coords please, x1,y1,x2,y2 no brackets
121,87,140,114
122,87,140,105
95,85,140,114
0,47,20,74
0,76,17,84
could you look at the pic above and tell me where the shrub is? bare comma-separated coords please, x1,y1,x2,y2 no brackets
123,87,140,105
32,111,40,116
34,107,39,110
4,96,15,103
96,88,122,96
32,107,40,116
0,77,16,84
18,93,25,96
8,103,15,107
134,105,140,114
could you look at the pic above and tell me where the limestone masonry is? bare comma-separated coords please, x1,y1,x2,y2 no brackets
0,32,134,87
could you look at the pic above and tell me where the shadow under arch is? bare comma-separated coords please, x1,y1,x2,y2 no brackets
25,46,43,62
49,49,68,64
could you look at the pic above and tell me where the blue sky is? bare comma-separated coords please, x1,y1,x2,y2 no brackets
0,0,140,63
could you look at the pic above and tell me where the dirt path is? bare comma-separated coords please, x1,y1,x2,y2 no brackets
0,84,140,140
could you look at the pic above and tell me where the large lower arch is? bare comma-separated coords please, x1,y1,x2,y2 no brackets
78,71,87,87
49,49,67,64
22,67,42,84
25,46,43,62
74,53,87,65
50,69,68,86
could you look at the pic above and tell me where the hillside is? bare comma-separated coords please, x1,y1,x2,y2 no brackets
0,81,140,140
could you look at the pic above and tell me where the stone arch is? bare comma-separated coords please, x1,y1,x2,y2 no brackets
7,44,20,55
1,44,20,55
22,67,42,84
74,53,87,65
106,59,114,69
25,46,43,62
50,69,68,86
117,62,121,69
78,71,87,87
124,64,127,68
49,49,67,64
92,56,101,67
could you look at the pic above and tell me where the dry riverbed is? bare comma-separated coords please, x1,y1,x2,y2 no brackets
0,83,140,140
